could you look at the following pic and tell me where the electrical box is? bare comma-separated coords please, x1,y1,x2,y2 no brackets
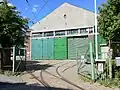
115,57,120,66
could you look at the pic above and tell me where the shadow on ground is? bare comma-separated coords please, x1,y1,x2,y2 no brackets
0,82,71,90
25,61,53,71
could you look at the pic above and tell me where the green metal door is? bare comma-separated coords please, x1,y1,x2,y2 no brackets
31,39,42,60
47,38,54,59
42,38,48,59
54,37,67,60
68,37,89,60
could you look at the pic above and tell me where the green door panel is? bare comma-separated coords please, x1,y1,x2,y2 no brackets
42,39,48,59
54,37,67,46
54,45,67,51
47,38,54,59
54,51,67,60
68,37,89,60
54,37,67,60
31,39,42,60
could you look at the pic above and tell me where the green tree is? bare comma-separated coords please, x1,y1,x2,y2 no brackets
0,0,28,65
98,0,120,42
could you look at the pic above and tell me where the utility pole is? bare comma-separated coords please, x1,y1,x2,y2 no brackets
94,0,98,60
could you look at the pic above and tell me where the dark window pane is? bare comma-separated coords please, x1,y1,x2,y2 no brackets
55,31,65,36
67,29,78,35
44,32,53,37
32,32,42,37
80,28,88,34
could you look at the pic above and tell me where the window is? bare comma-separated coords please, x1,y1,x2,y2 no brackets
44,31,53,37
32,32,42,37
55,31,65,36
80,28,88,34
89,27,94,33
67,29,78,35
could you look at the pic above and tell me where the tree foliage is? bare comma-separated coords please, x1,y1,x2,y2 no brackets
98,0,120,42
0,0,28,47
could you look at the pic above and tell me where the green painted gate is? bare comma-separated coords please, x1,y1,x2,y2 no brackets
68,37,89,60
31,39,42,60
54,37,67,59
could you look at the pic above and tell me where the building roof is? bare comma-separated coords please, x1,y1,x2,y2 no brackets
30,2,95,32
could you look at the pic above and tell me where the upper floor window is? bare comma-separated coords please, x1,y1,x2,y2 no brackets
80,28,88,34
55,31,65,36
32,32,42,37
67,29,78,35
44,31,53,37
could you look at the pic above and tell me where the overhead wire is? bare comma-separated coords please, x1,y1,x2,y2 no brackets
26,0,50,25
36,0,49,17
25,0,39,23
31,0,49,23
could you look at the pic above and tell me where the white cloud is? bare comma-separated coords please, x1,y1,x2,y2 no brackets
32,7,37,12
23,16,27,19
7,3,14,6
34,5,39,7
31,4,39,12
25,8,28,11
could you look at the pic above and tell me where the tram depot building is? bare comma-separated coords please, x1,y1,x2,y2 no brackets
26,3,106,61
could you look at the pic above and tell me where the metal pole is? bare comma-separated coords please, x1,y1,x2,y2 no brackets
89,41,95,80
12,46,15,72
94,0,98,60
30,31,32,60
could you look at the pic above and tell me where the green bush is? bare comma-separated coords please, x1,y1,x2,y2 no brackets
112,60,120,79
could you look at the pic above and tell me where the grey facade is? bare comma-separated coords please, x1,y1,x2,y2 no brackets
30,2,95,31
28,2,95,60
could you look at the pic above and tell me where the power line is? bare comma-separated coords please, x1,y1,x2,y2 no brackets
25,0,38,22
36,0,49,17
31,0,49,22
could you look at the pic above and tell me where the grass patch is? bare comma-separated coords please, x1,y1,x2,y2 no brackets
0,70,23,76
78,74,92,82
78,74,120,88
98,78,120,88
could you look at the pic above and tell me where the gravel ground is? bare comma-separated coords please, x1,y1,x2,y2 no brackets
1,60,120,90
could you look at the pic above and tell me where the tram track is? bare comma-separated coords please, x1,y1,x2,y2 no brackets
27,61,85,90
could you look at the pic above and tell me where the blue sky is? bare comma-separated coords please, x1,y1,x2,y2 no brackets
9,0,106,26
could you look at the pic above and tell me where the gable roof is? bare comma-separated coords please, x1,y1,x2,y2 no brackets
30,2,95,31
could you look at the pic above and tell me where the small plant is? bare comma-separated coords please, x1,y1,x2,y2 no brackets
78,74,92,82
96,59,120,88
0,70,22,76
